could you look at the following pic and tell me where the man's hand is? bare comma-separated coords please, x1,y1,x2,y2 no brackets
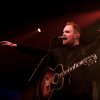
0,41,17,47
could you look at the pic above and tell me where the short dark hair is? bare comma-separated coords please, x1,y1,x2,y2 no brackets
66,22,81,34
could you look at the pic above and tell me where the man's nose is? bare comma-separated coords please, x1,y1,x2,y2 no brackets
63,33,65,35
63,33,67,36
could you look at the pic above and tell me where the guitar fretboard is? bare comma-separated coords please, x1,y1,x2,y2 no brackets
59,54,97,78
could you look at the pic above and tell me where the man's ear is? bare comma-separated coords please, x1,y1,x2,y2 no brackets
75,32,80,39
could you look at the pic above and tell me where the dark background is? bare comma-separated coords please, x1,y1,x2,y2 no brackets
0,1,100,100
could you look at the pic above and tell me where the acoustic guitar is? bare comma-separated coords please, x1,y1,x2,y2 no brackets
39,54,97,100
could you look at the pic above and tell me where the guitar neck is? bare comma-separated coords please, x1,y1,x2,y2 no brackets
60,60,83,77
59,54,97,78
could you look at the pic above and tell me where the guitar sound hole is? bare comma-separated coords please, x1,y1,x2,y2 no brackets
53,73,59,84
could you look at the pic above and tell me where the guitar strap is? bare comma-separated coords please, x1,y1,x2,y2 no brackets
80,46,86,57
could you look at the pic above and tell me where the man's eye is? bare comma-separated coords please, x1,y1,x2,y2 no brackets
64,31,69,33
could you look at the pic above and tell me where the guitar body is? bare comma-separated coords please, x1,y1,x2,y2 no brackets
39,64,64,100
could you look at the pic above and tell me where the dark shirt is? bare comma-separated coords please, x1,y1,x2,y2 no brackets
50,45,93,100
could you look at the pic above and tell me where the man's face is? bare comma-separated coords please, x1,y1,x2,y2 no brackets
62,25,76,46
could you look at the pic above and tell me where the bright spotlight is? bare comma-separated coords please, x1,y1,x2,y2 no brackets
37,28,41,32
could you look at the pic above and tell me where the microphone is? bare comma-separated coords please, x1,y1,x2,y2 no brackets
53,35,67,40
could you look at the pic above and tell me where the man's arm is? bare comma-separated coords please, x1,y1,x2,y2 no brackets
86,35,100,54
0,41,48,56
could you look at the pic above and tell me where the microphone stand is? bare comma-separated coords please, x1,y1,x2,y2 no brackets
28,38,54,82
28,52,48,82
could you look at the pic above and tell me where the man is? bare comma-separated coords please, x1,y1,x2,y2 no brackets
0,22,99,100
